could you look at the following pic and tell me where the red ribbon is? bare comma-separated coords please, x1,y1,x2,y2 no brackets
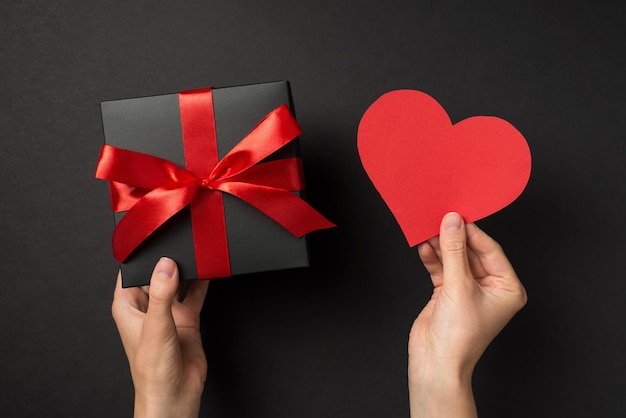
95,88,335,279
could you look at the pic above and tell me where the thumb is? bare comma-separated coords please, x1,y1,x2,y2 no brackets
144,257,179,333
439,212,472,286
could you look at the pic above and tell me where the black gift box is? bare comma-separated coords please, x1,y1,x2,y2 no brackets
100,81,311,287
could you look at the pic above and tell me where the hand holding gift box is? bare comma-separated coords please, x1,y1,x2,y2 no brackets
97,82,334,287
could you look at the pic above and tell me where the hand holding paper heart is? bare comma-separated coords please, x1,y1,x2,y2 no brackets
357,90,531,246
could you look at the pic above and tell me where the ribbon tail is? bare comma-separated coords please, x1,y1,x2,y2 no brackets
218,183,335,237
228,158,305,191
112,180,200,262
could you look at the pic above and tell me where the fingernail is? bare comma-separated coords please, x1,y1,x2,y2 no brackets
442,212,463,231
155,257,175,279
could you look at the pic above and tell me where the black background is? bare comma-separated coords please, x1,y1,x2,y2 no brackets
1,1,625,417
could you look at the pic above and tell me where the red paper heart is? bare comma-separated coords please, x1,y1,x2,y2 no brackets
357,90,531,246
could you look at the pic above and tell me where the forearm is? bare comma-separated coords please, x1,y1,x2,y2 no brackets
408,361,477,418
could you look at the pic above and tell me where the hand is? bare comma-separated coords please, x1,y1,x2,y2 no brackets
408,212,527,418
112,258,209,418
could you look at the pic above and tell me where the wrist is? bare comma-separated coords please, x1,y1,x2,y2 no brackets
134,392,201,418
408,356,477,418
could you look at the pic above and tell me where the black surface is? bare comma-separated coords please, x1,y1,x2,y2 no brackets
2,1,626,417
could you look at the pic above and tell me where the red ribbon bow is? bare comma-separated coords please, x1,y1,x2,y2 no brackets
96,88,334,279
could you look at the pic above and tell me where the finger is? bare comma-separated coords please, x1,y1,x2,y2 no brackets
140,285,150,297
112,270,124,306
438,212,473,286
466,223,515,278
112,271,148,316
182,280,210,316
429,227,487,280
143,257,179,342
426,235,441,262
466,223,527,309
417,242,443,286
466,245,489,279
111,271,145,360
